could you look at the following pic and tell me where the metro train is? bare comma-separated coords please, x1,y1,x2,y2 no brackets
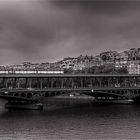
0,70,64,74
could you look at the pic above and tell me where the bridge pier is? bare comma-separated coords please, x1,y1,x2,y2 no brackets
3,78,8,89
28,78,32,89
40,78,43,89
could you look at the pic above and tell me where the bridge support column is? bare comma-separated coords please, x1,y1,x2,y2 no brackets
17,79,20,89
61,78,63,88
99,78,102,88
51,78,53,88
28,78,32,89
80,78,83,88
72,78,74,88
4,78,8,88
40,78,43,89
108,78,112,87
90,78,92,87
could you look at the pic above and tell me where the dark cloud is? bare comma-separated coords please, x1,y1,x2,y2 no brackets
51,0,140,14
0,0,140,65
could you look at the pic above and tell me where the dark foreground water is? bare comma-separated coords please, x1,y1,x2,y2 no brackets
0,100,140,139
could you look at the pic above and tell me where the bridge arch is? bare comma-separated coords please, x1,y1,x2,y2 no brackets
32,93,42,101
26,93,33,98
133,90,138,94
45,92,49,97
8,93,14,96
117,90,120,94
41,92,45,97
121,90,125,95
20,92,27,98
13,93,20,97
85,90,125,99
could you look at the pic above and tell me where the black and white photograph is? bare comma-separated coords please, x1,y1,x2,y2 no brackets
0,0,140,139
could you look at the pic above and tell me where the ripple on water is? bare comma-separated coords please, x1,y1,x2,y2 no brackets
0,103,139,139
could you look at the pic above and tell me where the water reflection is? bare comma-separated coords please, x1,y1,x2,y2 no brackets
0,101,140,139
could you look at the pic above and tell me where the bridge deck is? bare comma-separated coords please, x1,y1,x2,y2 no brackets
0,87,140,92
0,74,139,78
0,74,139,101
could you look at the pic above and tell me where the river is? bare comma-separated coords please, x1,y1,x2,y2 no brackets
0,99,140,139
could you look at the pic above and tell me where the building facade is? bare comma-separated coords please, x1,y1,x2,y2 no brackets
128,60,140,74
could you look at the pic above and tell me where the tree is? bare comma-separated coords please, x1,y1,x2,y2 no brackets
116,67,128,74
64,68,74,74
102,64,115,74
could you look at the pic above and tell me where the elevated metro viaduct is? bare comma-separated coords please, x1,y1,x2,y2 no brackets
0,74,140,109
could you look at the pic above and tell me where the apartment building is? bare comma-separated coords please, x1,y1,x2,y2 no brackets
128,60,140,74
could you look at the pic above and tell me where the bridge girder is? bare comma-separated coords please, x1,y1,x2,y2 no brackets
0,74,140,101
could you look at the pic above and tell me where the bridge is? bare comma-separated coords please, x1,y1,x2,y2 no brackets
0,74,140,109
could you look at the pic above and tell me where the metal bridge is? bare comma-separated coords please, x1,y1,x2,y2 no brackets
0,74,140,103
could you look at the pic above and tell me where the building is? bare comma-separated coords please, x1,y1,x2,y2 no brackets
73,62,85,70
129,48,140,60
59,57,77,69
128,60,140,74
73,55,101,70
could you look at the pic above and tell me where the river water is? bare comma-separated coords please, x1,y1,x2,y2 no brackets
0,100,140,139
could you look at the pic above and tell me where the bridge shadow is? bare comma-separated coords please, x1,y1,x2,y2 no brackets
132,94,140,102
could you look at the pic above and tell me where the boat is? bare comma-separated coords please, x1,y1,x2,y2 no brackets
5,102,43,110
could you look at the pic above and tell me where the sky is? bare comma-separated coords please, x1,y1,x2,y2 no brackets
0,0,140,65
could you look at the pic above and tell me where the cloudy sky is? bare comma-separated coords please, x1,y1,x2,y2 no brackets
0,0,140,65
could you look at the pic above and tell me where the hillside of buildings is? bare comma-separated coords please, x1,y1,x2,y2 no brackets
1,48,140,74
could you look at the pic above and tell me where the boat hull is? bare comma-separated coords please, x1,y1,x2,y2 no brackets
5,102,43,110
